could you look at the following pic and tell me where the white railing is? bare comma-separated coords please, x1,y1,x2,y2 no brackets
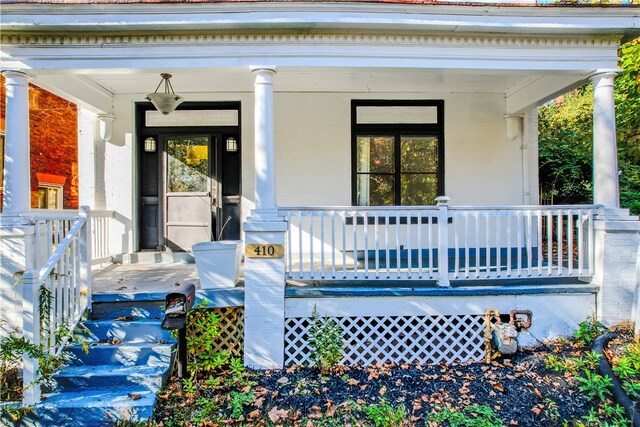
31,209,116,267
21,207,92,405
278,202,601,284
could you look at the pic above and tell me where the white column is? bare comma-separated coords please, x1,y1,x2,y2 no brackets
2,70,31,213
251,67,279,220
591,69,620,209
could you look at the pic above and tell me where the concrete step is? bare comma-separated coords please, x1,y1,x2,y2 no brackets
113,251,195,264
49,364,170,392
91,299,165,321
35,387,157,426
73,319,174,344
64,342,174,367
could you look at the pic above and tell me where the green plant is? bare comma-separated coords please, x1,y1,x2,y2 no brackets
576,370,612,401
191,396,220,424
181,373,198,398
429,405,503,427
228,390,254,419
308,306,344,372
574,318,607,346
229,356,244,376
361,399,407,427
185,304,232,375
543,398,560,423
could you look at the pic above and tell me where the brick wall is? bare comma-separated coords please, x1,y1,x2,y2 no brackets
0,75,79,210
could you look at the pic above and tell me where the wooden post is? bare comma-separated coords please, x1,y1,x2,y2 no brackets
79,206,92,315
436,196,451,287
22,269,41,406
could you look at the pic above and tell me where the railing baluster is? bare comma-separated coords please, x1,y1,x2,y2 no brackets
309,211,314,279
331,212,336,279
516,210,522,278
374,211,380,279
297,211,303,279
557,210,563,276
364,210,369,278
395,211,401,279
320,211,325,279
495,211,501,278
547,210,553,276
341,211,347,278
485,211,491,279
464,212,469,279
475,211,481,279
352,210,358,276
417,211,423,278
385,211,391,278
526,210,533,277
407,211,412,277
567,209,573,276
286,212,293,278
454,211,460,279
506,211,512,278
588,209,595,276
578,209,584,275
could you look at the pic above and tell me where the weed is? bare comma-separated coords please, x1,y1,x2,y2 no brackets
361,399,407,427
574,317,607,346
181,373,198,398
191,396,219,424
228,390,254,419
429,404,503,427
623,379,640,398
544,354,578,373
229,356,244,376
543,397,560,423
308,306,344,372
576,369,612,401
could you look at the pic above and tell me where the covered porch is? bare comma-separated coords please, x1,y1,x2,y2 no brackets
1,2,639,382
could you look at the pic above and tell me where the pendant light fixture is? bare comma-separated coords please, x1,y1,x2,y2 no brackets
146,73,184,115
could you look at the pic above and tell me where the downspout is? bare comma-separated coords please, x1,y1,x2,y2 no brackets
505,115,526,204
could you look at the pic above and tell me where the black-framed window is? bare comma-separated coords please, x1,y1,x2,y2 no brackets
351,100,444,206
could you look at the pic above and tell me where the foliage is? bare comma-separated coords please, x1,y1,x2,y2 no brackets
429,404,504,427
308,306,344,372
576,370,613,401
539,38,640,214
573,317,607,346
185,303,231,375
612,342,640,398
360,399,407,427
228,390,254,419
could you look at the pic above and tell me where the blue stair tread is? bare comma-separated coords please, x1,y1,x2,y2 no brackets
74,319,175,343
41,387,156,408
64,341,174,366
55,364,168,378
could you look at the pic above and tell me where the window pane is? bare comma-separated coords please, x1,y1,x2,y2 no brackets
38,188,47,208
357,136,394,173
401,174,438,205
357,174,394,206
48,188,59,209
167,136,209,192
401,136,438,173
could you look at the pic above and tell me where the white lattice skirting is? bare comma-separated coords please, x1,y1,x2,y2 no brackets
285,314,485,366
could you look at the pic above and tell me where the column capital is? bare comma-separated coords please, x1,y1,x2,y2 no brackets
251,66,277,74
589,68,622,81
1,69,32,85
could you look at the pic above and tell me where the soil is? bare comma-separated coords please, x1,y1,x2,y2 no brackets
152,338,619,427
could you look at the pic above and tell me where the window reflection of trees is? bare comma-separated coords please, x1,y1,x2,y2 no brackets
167,137,209,193
356,135,439,206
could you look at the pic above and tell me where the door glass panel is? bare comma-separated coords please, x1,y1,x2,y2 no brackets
401,136,438,173
401,174,438,205
357,136,395,173
167,136,210,192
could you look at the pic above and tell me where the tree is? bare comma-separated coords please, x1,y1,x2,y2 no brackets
538,38,640,214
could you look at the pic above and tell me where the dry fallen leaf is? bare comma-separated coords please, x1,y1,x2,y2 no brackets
531,407,542,415
128,393,141,400
277,376,290,385
248,409,261,419
379,386,388,396
347,378,360,386
268,407,289,423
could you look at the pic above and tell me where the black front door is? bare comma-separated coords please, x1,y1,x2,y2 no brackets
136,102,242,251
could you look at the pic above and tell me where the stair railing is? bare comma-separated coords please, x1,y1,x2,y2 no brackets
22,206,92,406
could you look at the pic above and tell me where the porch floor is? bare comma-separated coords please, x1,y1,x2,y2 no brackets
92,262,202,295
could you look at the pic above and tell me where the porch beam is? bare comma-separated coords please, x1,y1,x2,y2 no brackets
591,69,620,209
32,74,114,115
1,70,31,213
505,73,586,116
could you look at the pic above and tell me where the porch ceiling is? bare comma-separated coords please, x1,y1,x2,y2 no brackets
32,67,586,115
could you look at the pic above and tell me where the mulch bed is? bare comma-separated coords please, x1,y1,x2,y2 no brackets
153,339,607,426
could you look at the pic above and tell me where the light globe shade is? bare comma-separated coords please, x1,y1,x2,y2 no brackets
146,93,184,115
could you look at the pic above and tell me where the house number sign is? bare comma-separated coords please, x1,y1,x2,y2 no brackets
245,244,284,258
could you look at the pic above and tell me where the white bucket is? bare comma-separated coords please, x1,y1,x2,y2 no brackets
192,240,242,289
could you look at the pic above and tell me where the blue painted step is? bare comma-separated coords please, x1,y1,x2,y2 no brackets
64,341,173,366
73,319,174,343
31,297,177,426
35,387,157,426
50,364,170,392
